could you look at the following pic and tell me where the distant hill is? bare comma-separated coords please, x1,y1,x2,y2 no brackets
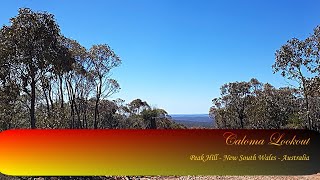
169,114,215,128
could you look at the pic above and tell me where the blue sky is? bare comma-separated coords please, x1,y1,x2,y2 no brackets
1,0,320,114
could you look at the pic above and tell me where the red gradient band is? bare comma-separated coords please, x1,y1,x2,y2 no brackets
0,129,319,176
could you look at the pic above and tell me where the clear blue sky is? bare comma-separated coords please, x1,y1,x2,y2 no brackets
1,0,320,114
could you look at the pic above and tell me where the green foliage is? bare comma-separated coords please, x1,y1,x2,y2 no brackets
118,100,185,129
210,79,301,129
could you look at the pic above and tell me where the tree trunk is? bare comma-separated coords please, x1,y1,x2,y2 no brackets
150,118,157,129
94,77,102,129
304,93,312,130
48,83,54,110
59,75,64,109
43,88,51,118
94,97,100,129
239,114,244,129
74,96,81,128
299,69,312,130
237,105,245,129
70,99,75,129
30,75,36,129
66,78,75,128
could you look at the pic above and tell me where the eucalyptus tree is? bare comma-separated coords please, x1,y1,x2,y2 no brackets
98,99,118,128
0,31,16,129
248,83,299,129
273,25,320,130
211,79,265,129
61,37,89,128
128,98,150,115
219,80,254,128
88,44,121,129
210,98,234,128
53,36,79,110
0,8,71,128
210,79,302,129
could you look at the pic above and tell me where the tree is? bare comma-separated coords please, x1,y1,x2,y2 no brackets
248,83,299,129
210,79,301,129
62,37,89,128
54,36,81,110
98,99,118,128
0,8,70,128
273,25,320,130
88,44,121,129
213,80,253,128
128,99,150,115
141,108,167,129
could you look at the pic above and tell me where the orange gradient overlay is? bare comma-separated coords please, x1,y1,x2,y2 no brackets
0,129,319,176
